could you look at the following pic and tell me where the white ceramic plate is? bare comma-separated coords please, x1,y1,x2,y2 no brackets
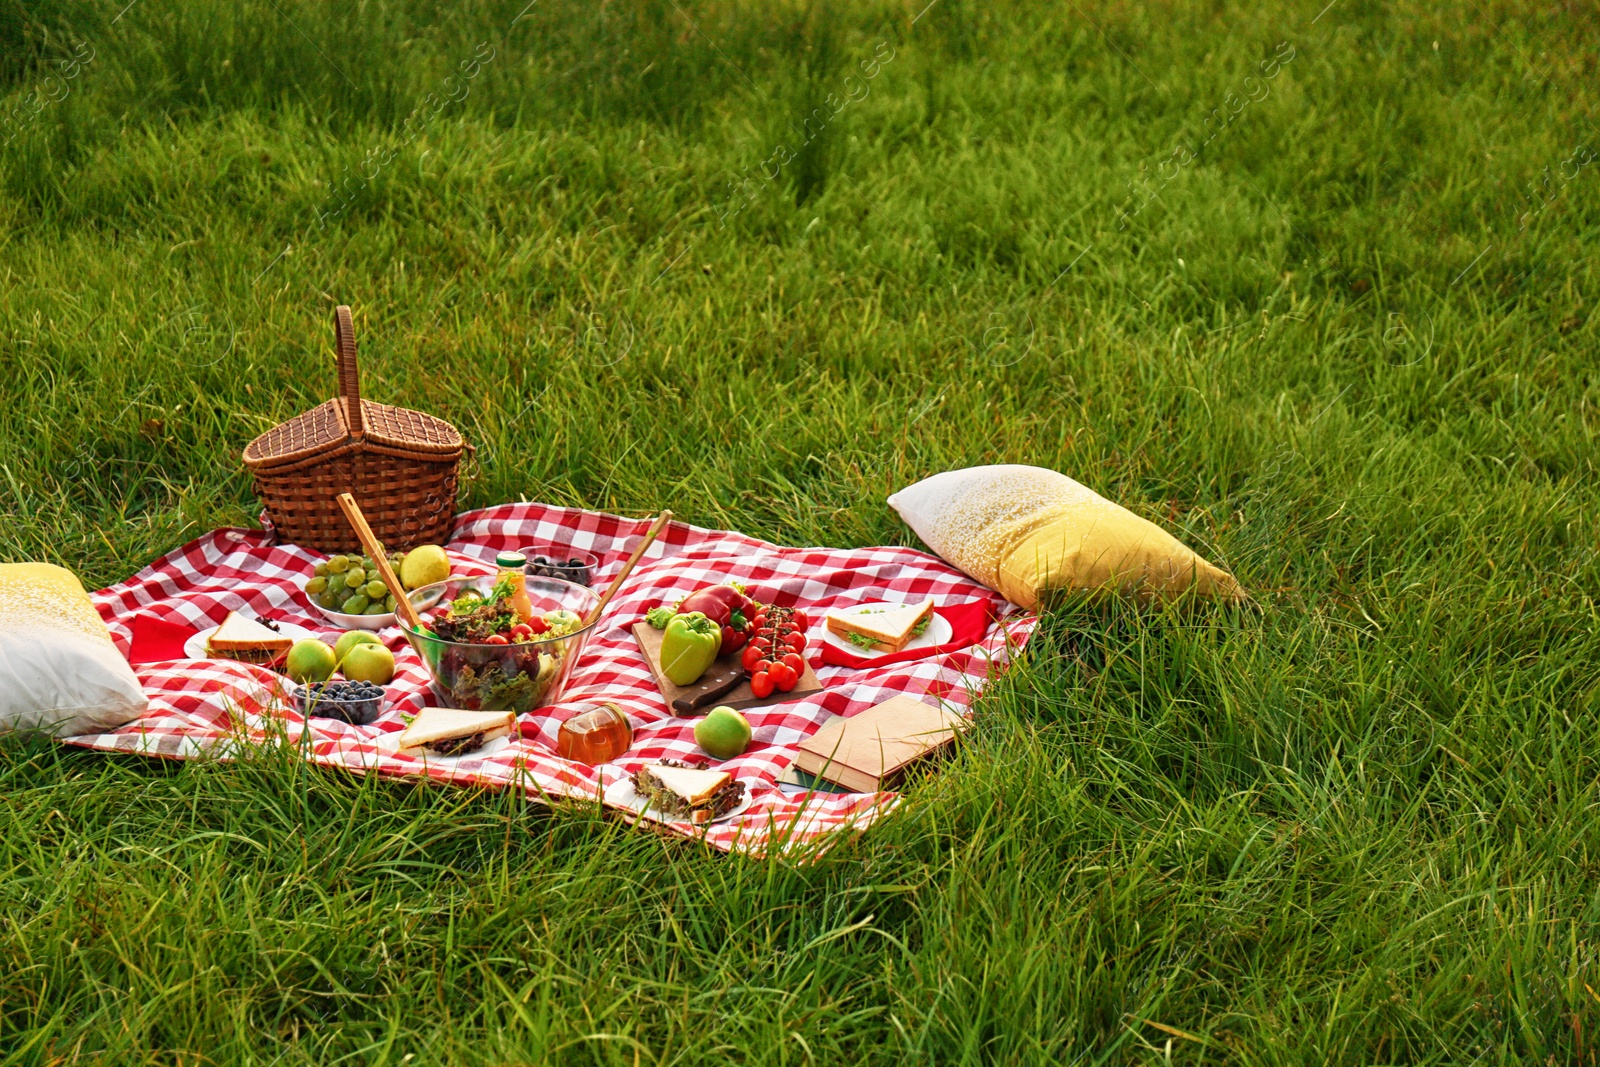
308,585,447,631
820,603,953,658
607,775,755,828
184,618,319,661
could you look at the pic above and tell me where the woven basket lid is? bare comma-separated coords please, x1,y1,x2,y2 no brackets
242,397,462,470
242,306,463,471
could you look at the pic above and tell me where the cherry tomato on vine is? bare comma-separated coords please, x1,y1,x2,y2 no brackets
750,670,775,698
768,662,798,691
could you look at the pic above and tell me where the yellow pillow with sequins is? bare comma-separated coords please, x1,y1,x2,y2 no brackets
888,465,1245,609
0,562,147,736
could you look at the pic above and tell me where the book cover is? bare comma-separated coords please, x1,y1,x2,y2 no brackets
795,695,968,792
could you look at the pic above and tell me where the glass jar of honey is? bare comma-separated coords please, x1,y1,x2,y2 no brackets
557,703,633,765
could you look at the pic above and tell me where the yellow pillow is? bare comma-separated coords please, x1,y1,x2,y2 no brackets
887,465,1244,608
0,562,148,736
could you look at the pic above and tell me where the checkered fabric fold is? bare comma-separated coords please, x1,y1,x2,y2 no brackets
71,504,1036,854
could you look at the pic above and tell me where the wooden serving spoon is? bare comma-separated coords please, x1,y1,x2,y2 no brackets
582,510,672,630
336,493,428,657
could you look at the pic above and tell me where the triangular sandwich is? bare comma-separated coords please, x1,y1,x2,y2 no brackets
206,611,293,664
824,598,935,653
397,706,514,758
631,760,746,825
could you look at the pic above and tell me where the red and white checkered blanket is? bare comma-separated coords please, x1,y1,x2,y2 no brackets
72,504,1035,854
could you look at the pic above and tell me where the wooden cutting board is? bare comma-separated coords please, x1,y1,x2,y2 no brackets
632,622,823,713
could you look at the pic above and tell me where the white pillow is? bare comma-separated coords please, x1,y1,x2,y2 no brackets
0,562,148,736
888,465,1244,608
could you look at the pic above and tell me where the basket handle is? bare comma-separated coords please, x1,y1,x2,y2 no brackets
334,304,363,437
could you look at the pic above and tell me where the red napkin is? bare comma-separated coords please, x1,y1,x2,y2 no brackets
127,614,201,665
819,600,997,669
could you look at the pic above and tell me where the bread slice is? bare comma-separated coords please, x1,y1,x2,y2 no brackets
631,761,745,825
643,763,729,804
397,707,514,758
206,611,292,663
824,598,935,653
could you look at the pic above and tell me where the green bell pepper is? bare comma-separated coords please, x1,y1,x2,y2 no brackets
660,611,721,685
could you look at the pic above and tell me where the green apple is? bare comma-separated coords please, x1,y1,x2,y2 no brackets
285,639,338,684
341,642,395,685
333,629,382,664
399,545,450,591
695,705,751,760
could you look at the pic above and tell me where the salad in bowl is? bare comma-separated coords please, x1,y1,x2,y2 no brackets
408,574,600,713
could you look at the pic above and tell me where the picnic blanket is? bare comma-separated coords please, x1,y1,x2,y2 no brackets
70,503,1036,854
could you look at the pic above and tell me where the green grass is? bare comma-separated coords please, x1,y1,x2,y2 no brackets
2,0,1599,1061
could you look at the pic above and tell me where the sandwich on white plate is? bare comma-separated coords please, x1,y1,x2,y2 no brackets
630,760,746,825
397,706,515,758
206,610,293,665
824,597,936,653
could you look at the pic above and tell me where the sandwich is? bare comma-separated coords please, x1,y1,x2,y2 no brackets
206,611,293,664
630,760,746,825
397,706,515,758
824,597,935,653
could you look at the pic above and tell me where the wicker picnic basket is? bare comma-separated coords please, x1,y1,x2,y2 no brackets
242,305,464,553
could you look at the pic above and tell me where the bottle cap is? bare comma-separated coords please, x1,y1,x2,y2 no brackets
495,551,528,569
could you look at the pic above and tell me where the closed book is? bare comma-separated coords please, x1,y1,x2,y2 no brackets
794,695,968,792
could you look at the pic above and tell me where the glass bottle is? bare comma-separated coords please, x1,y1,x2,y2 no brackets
557,703,634,765
494,550,535,623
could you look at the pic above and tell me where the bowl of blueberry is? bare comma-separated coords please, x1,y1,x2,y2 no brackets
520,547,598,587
293,679,386,726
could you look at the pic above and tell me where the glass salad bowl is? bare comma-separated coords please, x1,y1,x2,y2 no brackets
406,574,600,713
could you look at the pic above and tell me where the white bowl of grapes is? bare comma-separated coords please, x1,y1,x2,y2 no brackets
302,549,447,631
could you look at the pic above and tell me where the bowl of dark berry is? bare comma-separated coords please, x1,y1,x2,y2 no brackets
518,547,599,588
293,679,386,726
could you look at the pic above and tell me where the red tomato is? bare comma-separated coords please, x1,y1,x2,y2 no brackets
789,609,808,629
786,633,807,652
741,644,766,671
751,636,772,653
782,652,804,675
511,623,534,639
750,670,775,698
755,626,774,639
527,617,549,634
752,612,768,628
769,662,798,691
484,633,509,645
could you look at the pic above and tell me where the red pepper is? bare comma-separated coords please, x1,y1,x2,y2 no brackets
721,625,748,654
679,584,755,627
